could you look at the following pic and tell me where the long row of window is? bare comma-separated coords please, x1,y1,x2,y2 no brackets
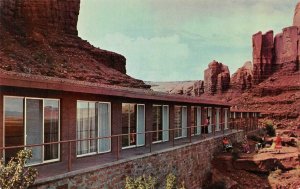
3,96,229,165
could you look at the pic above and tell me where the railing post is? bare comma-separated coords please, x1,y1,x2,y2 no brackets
68,141,72,172
117,136,120,161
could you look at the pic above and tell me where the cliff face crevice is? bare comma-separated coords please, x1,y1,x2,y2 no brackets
0,0,148,88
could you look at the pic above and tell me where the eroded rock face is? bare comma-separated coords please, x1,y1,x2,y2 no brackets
252,2,300,85
204,60,230,94
0,0,80,35
252,31,274,84
231,61,253,91
293,2,300,27
0,0,148,88
274,26,299,72
193,80,204,96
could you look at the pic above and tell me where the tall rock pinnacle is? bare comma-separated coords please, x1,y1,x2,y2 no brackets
293,2,300,27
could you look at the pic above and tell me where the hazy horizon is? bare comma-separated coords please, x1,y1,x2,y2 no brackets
78,0,298,82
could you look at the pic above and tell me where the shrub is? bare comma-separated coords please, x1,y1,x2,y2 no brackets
263,120,276,137
165,173,185,189
166,173,176,189
125,173,186,189
125,175,156,189
0,149,38,189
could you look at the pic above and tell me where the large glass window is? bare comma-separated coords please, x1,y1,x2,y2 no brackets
26,98,43,165
152,105,169,143
191,106,201,135
77,101,97,156
152,105,162,142
4,97,24,163
174,106,187,139
76,101,111,156
4,96,60,165
122,103,145,148
44,100,59,161
98,103,111,153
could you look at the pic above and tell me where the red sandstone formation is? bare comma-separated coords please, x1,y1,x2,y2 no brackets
252,30,274,84
293,2,300,27
231,61,253,91
274,26,299,72
193,80,204,96
252,5,300,84
0,0,148,88
0,0,80,35
204,60,230,95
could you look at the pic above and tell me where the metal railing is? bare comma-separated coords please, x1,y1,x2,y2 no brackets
0,118,259,176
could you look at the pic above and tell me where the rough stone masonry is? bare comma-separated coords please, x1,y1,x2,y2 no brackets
32,131,244,189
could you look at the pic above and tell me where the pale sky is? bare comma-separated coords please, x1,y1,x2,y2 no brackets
78,0,298,81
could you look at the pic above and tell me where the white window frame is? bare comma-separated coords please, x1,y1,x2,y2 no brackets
175,105,187,140
122,103,145,149
97,102,112,154
152,105,163,144
3,96,60,166
191,106,201,136
136,104,145,147
76,101,97,157
76,100,112,157
152,105,169,144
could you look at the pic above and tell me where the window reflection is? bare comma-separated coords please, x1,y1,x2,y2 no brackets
44,100,59,161
122,103,137,147
4,97,24,163
152,105,162,142
4,97,60,164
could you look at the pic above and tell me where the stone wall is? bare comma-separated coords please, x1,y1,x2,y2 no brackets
32,131,244,189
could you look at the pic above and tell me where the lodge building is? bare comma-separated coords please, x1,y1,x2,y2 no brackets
0,70,259,179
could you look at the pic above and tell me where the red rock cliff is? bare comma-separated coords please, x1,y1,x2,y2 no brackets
204,60,230,95
252,30,274,84
0,0,80,35
252,3,300,85
0,0,148,88
231,61,253,91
